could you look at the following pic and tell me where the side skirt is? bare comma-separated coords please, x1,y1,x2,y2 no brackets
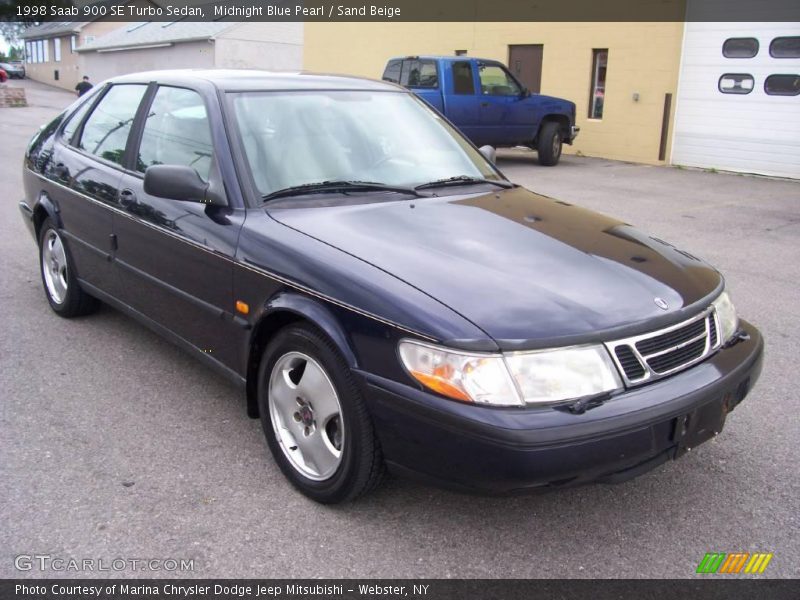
78,279,247,392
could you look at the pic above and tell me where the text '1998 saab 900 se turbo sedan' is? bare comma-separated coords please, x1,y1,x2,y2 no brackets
20,70,763,503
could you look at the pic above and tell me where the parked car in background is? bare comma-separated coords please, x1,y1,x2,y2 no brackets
20,70,762,503
0,68,7,84
383,56,579,166
0,61,25,79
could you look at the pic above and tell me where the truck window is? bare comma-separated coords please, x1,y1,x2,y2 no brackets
452,61,475,94
383,60,402,84
401,59,438,89
478,64,521,96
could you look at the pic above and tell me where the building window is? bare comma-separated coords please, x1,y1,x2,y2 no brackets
452,61,475,94
722,38,759,58
589,49,608,119
455,50,467,56
718,73,754,94
36,40,43,63
54,38,61,62
764,74,800,96
70,35,77,53
42,39,49,62
25,41,31,63
770,37,800,58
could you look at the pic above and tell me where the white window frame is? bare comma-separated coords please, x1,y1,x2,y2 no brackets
43,39,49,63
70,35,77,53
25,42,31,63
54,37,61,62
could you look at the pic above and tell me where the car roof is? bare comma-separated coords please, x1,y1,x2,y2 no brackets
107,69,405,92
388,55,498,62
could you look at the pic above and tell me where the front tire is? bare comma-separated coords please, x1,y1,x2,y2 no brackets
257,324,385,503
38,218,99,317
537,121,563,166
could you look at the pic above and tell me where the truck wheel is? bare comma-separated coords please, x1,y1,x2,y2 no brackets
537,121,562,166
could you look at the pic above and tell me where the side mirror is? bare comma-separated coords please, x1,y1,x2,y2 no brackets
478,145,496,164
143,165,226,207
520,87,531,98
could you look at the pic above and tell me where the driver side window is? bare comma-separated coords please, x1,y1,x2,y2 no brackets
136,86,213,181
478,64,521,96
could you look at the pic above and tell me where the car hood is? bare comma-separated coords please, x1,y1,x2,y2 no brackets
268,187,722,349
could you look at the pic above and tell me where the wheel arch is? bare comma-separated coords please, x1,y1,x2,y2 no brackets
535,114,571,142
245,291,359,418
32,192,61,242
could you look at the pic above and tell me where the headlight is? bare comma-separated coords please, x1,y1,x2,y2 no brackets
398,340,623,406
712,290,738,343
398,341,522,406
504,346,623,404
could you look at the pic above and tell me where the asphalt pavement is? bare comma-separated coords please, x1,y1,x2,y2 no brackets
1,79,798,579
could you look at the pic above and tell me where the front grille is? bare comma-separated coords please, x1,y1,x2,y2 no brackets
615,345,645,380
635,318,706,355
647,337,707,373
607,310,720,386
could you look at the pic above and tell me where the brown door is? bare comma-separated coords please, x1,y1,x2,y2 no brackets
508,44,543,93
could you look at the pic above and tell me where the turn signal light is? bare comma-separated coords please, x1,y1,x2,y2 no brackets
235,300,250,315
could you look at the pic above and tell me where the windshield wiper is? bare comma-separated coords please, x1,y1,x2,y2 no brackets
262,180,425,202
414,175,514,191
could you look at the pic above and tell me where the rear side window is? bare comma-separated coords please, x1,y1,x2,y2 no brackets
770,37,800,58
135,86,214,180
61,96,94,143
722,38,759,58
78,84,147,165
401,59,438,88
382,60,402,84
452,61,475,94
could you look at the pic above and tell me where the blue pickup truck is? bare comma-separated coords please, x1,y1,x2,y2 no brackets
383,56,579,166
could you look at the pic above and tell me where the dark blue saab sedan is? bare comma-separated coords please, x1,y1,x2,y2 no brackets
19,70,763,503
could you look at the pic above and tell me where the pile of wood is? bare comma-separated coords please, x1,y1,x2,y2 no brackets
0,86,28,107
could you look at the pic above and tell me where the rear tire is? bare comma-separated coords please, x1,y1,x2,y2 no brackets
38,218,99,318
257,323,385,503
537,121,563,166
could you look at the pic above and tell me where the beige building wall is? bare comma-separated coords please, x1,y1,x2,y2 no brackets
304,22,684,164
24,21,126,92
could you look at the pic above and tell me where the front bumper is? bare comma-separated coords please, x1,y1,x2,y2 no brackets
567,125,580,144
360,320,763,493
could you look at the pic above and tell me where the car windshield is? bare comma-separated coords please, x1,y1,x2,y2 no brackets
229,90,500,198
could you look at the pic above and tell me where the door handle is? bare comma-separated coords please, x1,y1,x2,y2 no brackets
53,163,69,179
119,188,137,208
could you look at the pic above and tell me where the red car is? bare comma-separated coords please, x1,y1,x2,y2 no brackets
0,68,8,83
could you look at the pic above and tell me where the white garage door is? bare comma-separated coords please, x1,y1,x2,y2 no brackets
672,22,800,179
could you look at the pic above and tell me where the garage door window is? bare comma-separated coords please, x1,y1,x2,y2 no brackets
764,74,800,96
718,73,754,94
770,37,800,58
722,38,759,58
